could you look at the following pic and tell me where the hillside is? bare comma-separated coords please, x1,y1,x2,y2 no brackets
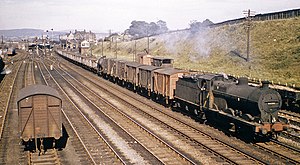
92,17,300,86
0,29,66,40
0,29,43,38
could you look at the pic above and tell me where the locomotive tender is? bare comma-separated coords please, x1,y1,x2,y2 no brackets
56,49,288,138
17,85,66,152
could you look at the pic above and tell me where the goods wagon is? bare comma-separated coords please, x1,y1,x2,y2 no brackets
17,85,64,152
125,62,144,90
82,56,98,73
97,57,115,78
136,53,152,65
116,60,126,83
110,59,125,83
153,68,188,104
138,65,160,96
151,57,173,68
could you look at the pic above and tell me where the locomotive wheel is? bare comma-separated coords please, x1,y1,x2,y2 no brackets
165,97,169,105
185,105,189,111
229,123,236,132
53,140,56,148
242,114,254,121
194,109,198,116
272,133,278,140
213,103,219,111
224,108,235,116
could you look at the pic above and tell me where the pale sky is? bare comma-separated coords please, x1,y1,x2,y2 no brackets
0,0,299,33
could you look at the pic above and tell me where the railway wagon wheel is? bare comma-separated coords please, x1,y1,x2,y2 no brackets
165,97,169,106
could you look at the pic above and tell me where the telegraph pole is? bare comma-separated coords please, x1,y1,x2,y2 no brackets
147,35,150,54
115,37,117,58
134,40,137,61
109,29,112,52
243,9,255,62
101,39,104,57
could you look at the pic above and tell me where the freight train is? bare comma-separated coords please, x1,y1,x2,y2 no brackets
17,85,67,152
56,49,288,140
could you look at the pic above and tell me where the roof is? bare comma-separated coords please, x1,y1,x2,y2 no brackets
17,85,61,102
139,65,160,71
152,57,173,60
154,68,187,75
125,61,145,67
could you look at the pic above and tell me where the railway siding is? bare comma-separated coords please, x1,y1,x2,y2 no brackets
59,58,268,164
58,51,300,164
55,63,194,164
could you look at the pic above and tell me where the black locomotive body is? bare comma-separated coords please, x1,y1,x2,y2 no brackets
173,74,287,137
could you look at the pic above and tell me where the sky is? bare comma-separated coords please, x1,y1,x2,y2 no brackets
0,0,299,33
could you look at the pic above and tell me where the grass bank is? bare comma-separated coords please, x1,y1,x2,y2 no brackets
92,18,300,86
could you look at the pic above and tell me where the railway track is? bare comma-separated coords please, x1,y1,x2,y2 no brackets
34,60,48,85
24,57,62,164
278,110,300,143
39,59,127,164
52,59,193,164
57,52,300,164
56,55,270,164
255,139,300,164
55,65,197,164
0,54,23,139
279,110,300,128
0,51,40,164
28,149,60,165
24,58,35,86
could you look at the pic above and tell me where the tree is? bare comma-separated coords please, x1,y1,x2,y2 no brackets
128,21,148,38
156,20,168,34
189,19,214,33
128,20,169,39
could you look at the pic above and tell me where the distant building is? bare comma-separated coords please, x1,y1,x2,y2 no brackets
79,40,90,55
59,29,96,49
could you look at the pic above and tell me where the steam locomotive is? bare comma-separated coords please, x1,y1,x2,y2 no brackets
174,74,287,138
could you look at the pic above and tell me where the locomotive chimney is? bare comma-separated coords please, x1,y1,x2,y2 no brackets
237,77,248,85
261,80,269,88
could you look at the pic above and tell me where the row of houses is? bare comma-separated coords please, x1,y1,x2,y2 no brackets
59,29,96,50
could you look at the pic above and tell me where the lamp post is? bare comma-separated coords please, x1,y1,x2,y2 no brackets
51,28,53,43
45,30,48,55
